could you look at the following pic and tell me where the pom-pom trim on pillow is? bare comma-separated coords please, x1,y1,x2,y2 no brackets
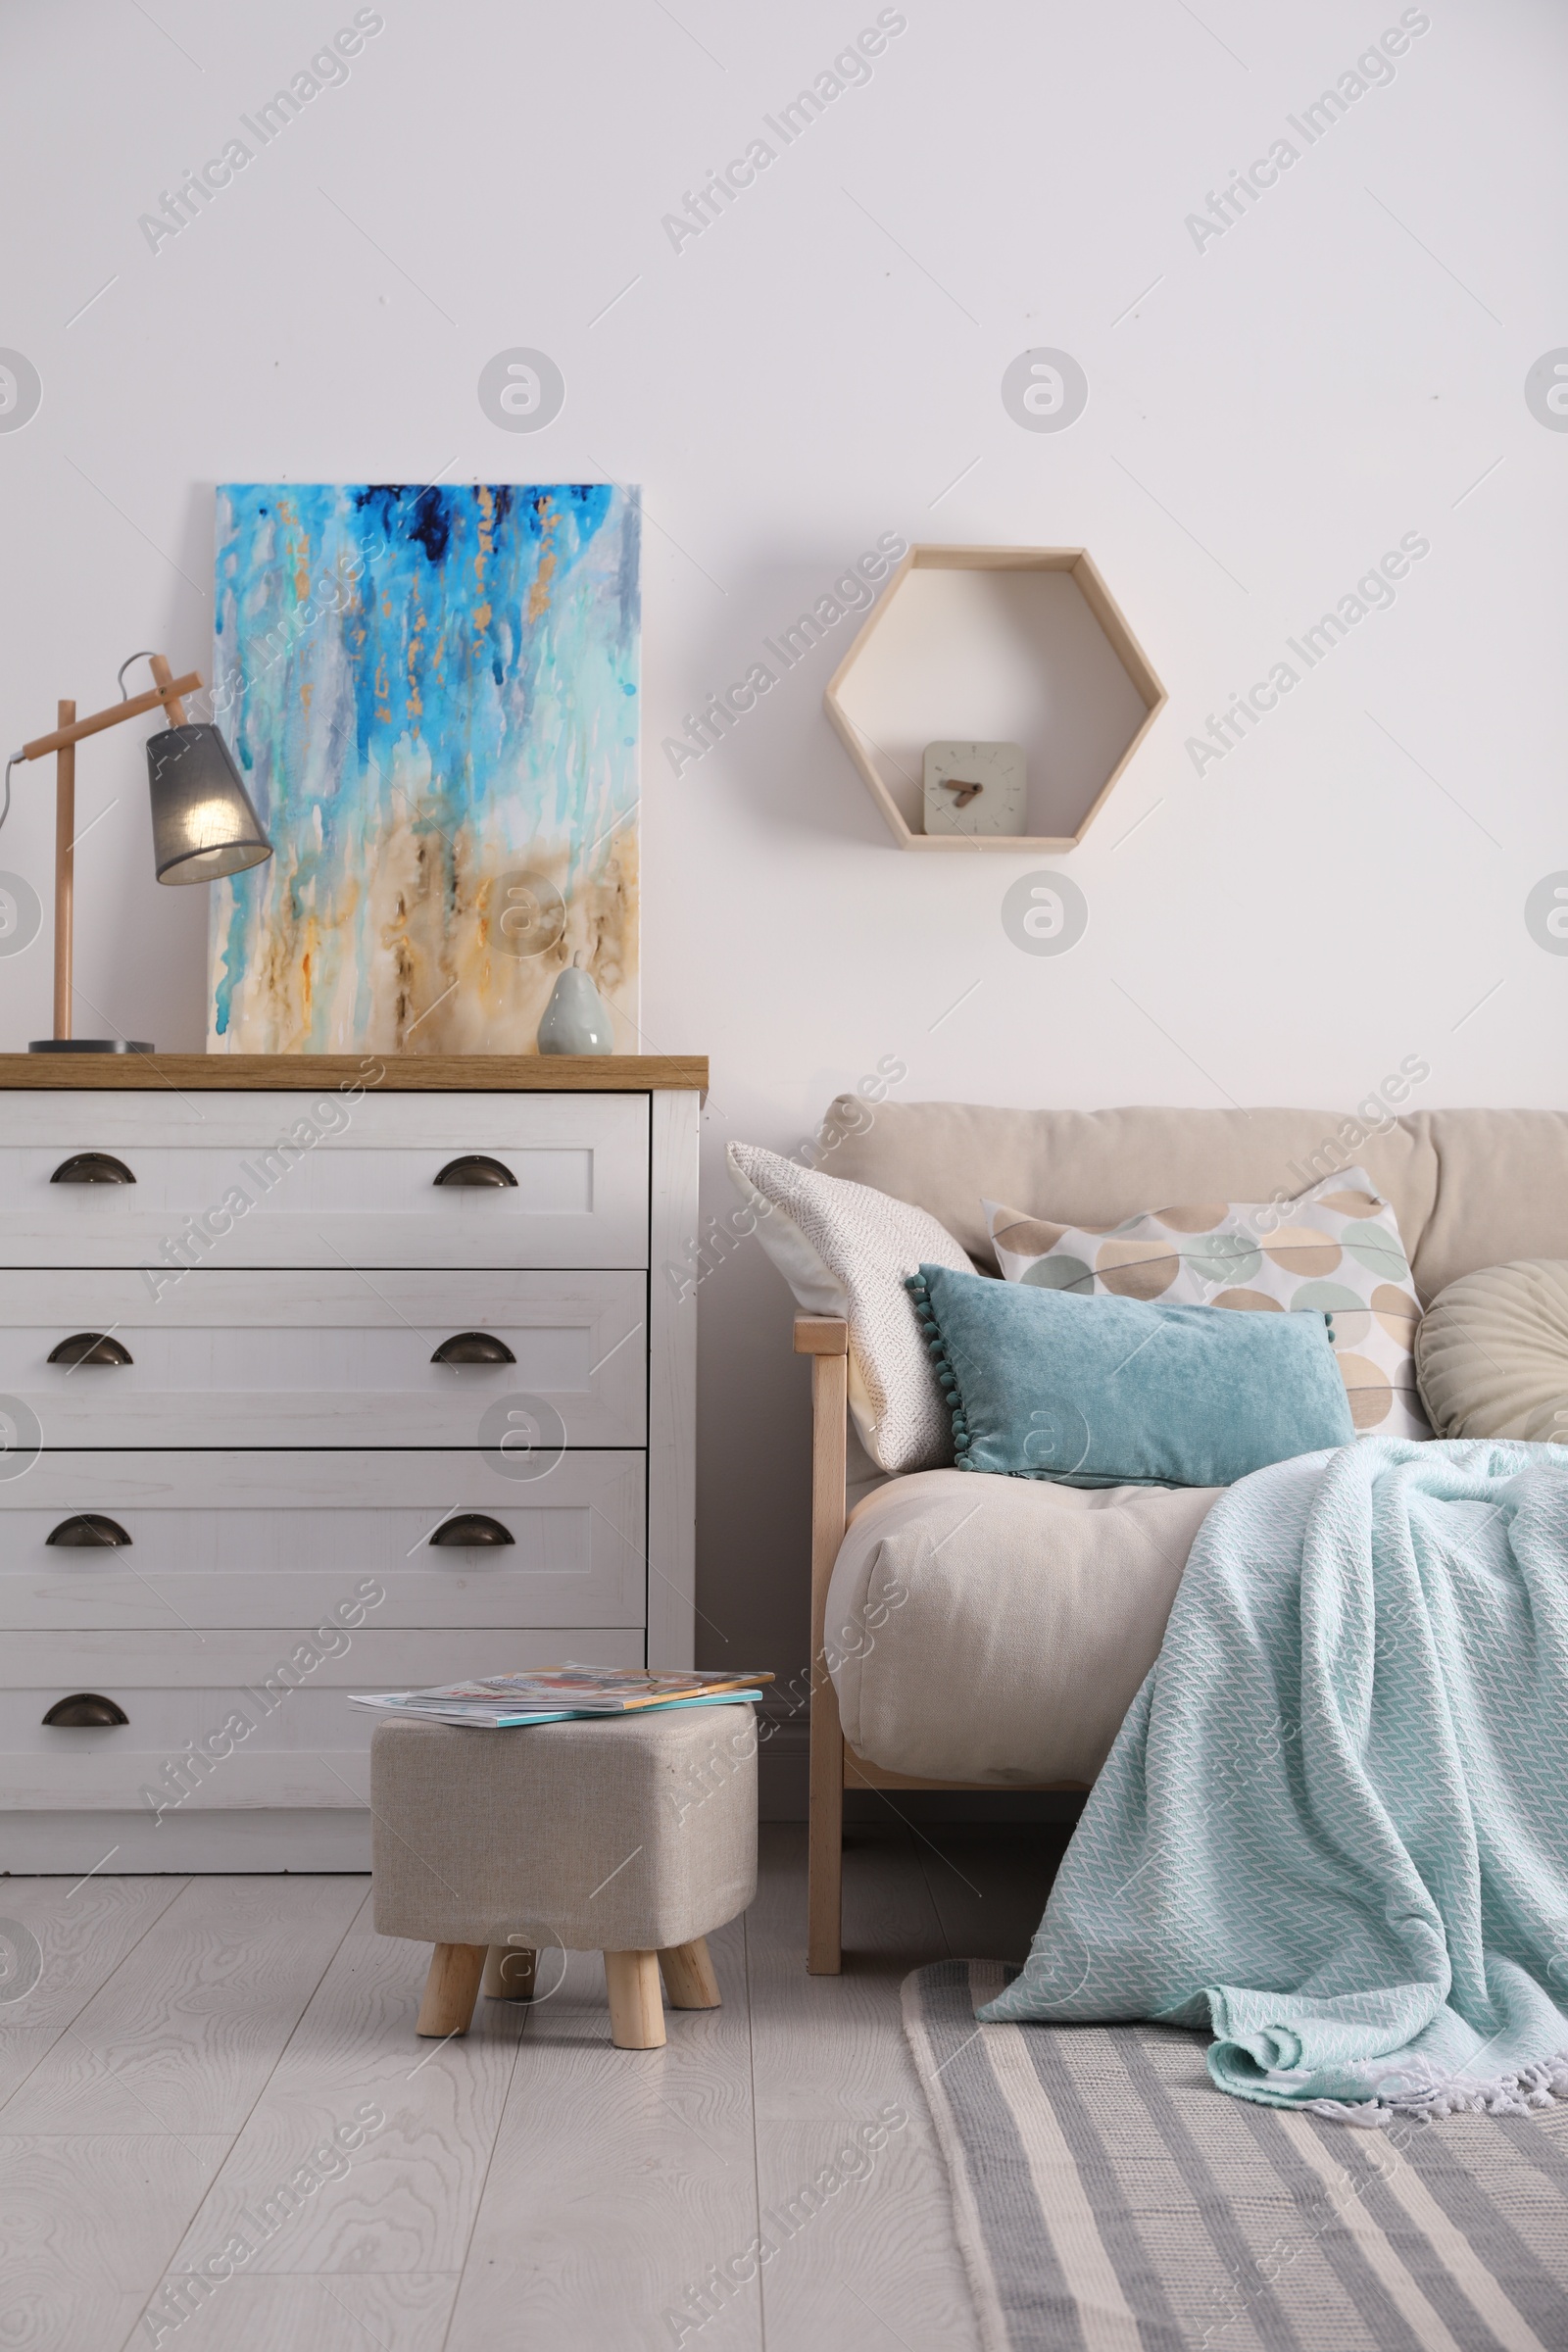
906,1270,975,1467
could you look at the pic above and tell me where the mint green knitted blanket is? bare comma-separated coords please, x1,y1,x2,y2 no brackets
981,1439,1568,2124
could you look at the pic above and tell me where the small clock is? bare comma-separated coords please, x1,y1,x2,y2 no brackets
921,741,1028,837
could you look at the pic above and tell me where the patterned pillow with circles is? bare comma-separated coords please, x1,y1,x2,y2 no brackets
984,1165,1430,1440
728,1142,975,1473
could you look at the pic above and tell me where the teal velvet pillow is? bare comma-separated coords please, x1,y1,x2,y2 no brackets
907,1263,1354,1489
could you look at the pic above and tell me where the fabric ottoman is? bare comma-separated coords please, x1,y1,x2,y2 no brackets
371,1703,758,2047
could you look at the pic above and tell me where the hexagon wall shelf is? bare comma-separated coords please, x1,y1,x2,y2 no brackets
823,545,1167,851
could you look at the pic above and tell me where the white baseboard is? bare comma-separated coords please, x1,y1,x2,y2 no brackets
0,1757,1084,1874
0,1809,371,1875
757,1718,810,1820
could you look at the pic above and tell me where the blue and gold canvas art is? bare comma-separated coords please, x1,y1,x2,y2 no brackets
209,483,640,1053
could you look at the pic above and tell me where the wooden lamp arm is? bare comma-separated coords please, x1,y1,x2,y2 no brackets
13,655,202,1050
147,654,190,728
20,665,201,760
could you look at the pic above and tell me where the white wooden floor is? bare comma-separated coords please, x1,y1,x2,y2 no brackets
0,1819,1067,2352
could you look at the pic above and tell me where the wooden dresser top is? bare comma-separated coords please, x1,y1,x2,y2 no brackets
0,1054,708,1093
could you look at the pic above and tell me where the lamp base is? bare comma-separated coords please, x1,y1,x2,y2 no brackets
28,1038,154,1054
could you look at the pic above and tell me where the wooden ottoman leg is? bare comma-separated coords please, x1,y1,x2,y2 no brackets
659,1936,721,2010
416,1942,486,2037
482,1943,537,2001
604,1949,665,2049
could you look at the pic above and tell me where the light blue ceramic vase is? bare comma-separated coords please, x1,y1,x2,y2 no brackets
537,956,613,1054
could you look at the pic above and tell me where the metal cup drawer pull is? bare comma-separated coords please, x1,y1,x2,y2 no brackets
433,1154,516,1189
430,1513,514,1546
430,1331,516,1365
50,1152,136,1185
43,1693,129,1726
48,1333,133,1367
47,1514,131,1547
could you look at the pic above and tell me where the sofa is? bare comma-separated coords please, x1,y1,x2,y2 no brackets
792,1101,1568,1972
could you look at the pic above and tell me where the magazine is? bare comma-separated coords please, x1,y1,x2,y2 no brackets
349,1663,772,1731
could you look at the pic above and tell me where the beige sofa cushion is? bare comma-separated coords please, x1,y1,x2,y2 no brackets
1397,1110,1568,1299
1415,1258,1568,1442
824,1101,1568,1305
825,1470,1217,1786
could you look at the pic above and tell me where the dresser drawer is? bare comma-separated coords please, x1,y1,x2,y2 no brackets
0,1091,649,1268
0,1269,646,1448
0,1450,648,1629
0,1629,647,1812
0,1065,700,1861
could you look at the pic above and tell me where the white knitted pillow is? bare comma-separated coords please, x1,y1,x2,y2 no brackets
727,1142,974,1472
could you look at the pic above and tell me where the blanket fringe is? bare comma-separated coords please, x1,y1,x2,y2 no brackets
1305,2049,1568,2128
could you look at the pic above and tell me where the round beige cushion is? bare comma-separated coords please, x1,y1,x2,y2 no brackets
1414,1257,1568,1441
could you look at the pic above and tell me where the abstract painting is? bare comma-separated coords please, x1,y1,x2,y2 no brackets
209,483,640,1053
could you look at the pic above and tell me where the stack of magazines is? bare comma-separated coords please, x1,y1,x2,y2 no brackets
349,1664,772,1731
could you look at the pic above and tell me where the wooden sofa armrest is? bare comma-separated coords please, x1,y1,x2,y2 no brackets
788,1312,1075,1974
794,1314,849,1971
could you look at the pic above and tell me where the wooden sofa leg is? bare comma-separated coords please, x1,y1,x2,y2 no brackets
659,1936,721,2009
416,1941,486,2037
605,1949,666,2048
482,1943,537,2001
808,1711,845,1976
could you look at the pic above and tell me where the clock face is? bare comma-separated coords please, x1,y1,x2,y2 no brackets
921,741,1028,836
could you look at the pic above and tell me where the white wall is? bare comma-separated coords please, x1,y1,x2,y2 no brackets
2,0,1565,1693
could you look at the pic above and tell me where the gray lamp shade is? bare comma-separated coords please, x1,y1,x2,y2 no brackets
146,725,273,885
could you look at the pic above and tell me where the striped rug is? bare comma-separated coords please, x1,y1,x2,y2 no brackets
904,1959,1568,2352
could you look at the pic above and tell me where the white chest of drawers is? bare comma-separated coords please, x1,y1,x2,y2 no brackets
0,1053,703,1872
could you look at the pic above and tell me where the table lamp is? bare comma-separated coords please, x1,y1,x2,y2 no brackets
1,652,272,1053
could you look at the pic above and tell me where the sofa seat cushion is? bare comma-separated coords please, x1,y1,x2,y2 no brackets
825,1469,1218,1786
